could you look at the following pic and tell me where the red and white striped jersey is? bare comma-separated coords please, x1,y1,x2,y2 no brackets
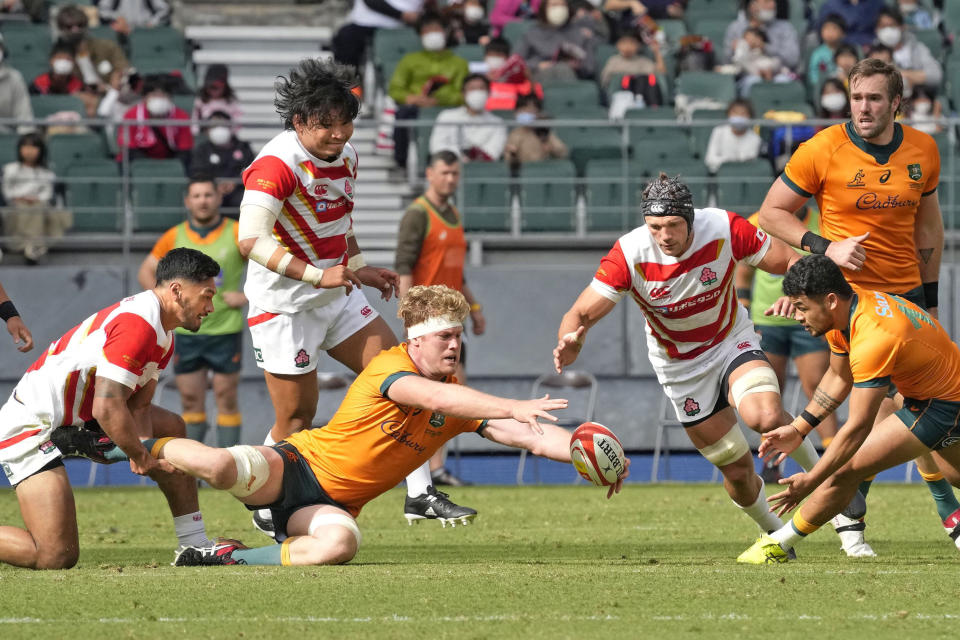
590,208,769,367
13,291,173,428
240,130,359,313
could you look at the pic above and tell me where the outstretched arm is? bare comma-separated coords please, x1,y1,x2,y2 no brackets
753,234,803,276
757,178,813,248
0,281,32,352
554,286,617,373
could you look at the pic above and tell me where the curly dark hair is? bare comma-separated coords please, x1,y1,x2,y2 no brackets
274,58,360,130
782,254,853,300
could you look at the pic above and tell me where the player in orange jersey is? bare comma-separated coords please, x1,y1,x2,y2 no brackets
755,58,958,551
738,255,960,563
124,286,626,567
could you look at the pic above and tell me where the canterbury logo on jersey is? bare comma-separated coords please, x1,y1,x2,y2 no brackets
649,286,671,300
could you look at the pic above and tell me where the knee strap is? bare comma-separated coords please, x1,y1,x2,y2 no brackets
698,426,750,467
308,513,362,546
730,367,780,410
226,445,269,498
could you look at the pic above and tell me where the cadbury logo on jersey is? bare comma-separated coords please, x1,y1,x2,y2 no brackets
855,193,920,211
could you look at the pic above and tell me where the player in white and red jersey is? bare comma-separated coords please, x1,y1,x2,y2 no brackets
553,173,870,555
237,58,474,536
0,248,234,569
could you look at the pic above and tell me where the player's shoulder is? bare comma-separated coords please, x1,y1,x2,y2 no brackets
366,344,419,376
109,292,164,335
899,123,939,154
796,122,850,156
693,207,736,234
252,129,301,165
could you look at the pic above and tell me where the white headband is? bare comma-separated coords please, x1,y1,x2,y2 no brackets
405,316,463,340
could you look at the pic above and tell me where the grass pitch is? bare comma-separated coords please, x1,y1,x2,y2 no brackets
1,483,958,639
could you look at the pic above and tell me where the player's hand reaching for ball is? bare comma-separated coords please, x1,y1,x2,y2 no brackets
355,266,400,300
826,232,869,272
553,326,585,373
318,265,364,294
759,424,804,465
6,316,33,352
764,295,796,320
512,394,568,435
607,457,630,499
768,471,815,516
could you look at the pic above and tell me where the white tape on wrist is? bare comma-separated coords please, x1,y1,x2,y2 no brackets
302,263,324,287
347,253,367,270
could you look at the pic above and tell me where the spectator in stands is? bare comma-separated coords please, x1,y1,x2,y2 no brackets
703,98,762,174
570,0,609,43
601,0,685,21
30,42,84,97
815,0,883,47
896,0,936,30
1,0,47,22
489,0,540,37
600,31,665,88
874,6,942,92
56,5,129,92
807,14,847,89
451,0,492,45
817,77,850,121
904,86,943,135
1,132,71,265
866,43,893,63
430,73,506,162
516,0,598,82
0,36,34,133
503,93,568,167
192,64,242,134
189,111,254,211
483,38,540,110
116,75,193,166
722,0,799,73
832,43,859,88
388,13,470,169
98,0,171,36
732,26,792,95
331,0,423,72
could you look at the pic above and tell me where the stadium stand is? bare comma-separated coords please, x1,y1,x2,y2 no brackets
518,159,577,232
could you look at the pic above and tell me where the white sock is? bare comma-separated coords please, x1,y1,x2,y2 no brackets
734,478,784,533
771,521,802,549
788,437,819,472
406,461,432,497
263,432,276,446
255,433,276,521
173,512,212,547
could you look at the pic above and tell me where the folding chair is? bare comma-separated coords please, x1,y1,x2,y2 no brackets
516,370,597,485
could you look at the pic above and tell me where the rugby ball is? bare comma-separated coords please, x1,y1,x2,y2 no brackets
570,422,626,487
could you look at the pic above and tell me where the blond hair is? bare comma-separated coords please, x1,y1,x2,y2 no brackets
398,285,470,328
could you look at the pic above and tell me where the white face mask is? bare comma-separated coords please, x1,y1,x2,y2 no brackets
820,92,847,113
464,5,484,23
755,8,776,22
484,56,506,70
421,31,446,52
146,96,172,116
208,125,232,146
464,89,488,111
546,5,569,26
515,111,537,123
912,101,932,115
728,115,750,132
899,3,918,13
877,26,902,47
52,58,74,75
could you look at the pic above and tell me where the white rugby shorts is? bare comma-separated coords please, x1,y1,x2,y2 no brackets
247,290,380,375
657,328,766,425
0,394,60,486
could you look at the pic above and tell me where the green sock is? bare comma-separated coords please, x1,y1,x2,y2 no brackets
232,544,284,565
217,425,241,448
186,421,208,443
858,479,873,498
925,478,960,521
103,446,129,462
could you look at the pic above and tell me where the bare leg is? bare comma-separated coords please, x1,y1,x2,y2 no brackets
175,369,209,442
0,466,79,569
263,370,318,442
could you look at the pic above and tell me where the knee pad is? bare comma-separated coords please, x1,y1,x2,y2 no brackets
730,367,780,410
308,512,362,546
226,445,269,498
698,426,750,467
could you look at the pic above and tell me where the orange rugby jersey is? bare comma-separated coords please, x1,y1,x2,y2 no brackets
826,287,960,401
283,344,485,516
782,122,940,292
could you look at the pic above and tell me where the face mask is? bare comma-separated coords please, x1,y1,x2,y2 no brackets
464,5,484,23
899,3,918,13
464,90,488,111
146,96,172,116
52,59,74,75
912,101,932,115
820,92,847,113
485,56,505,70
755,8,776,22
728,115,750,132
877,26,902,47
546,5,569,26
421,31,446,52
208,126,232,146
515,111,537,123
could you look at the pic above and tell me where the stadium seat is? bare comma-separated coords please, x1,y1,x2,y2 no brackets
501,20,533,46
656,158,712,206
412,105,445,174
584,158,644,232
453,43,484,63
461,161,512,232
64,161,122,232
130,158,187,232
684,0,738,23
657,19,687,52
30,94,86,119
88,25,120,43
747,80,809,114
688,18,731,56
10,58,48,88
595,43,617,71
1,23,51,63
47,133,109,173
554,124,623,175
632,128,695,168
675,71,736,106
714,158,774,215
172,93,195,114
372,28,421,86
913,29,944,61
0,132,20,167
129,26,188,69
688,108,727,158
542,81,601,117
518,159,577,232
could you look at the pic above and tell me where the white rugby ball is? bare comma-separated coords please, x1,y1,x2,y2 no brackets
570,422,626,487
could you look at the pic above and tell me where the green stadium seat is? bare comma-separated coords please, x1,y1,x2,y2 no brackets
685,0,738,23
913,29,944,60
88,25,120,43
675,71,736,105
172,93,195,114
373,28,421,85
542,81,601,117
30,94,86,119
518,159,577,232
595,43,617,71
130,158,187,232
461,161,512,232
501,20,533,46
64,161,122,232
584,158,644,232
0,132,19,167
715,158,773,215
656,158,712,206
11,59,48,87
688,108,727,158
129,26,188,69
554,124,624,175
453,43,484,62
748,80,810,115
657,19,687,52
47,133,109,173
632,129,694,168
1,24,51,62
413,105,446,174
688,18,730,55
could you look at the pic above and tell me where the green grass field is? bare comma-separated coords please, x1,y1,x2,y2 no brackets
1,483,958,639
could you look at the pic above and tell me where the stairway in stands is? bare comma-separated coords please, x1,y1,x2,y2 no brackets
183,13,413,267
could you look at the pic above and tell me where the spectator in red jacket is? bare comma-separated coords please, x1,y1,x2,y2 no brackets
117,75,193,167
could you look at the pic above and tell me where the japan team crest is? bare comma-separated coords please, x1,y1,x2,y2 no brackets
699,267,718,286
683,398,701,416
294,349,310,368
908,163,922,181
